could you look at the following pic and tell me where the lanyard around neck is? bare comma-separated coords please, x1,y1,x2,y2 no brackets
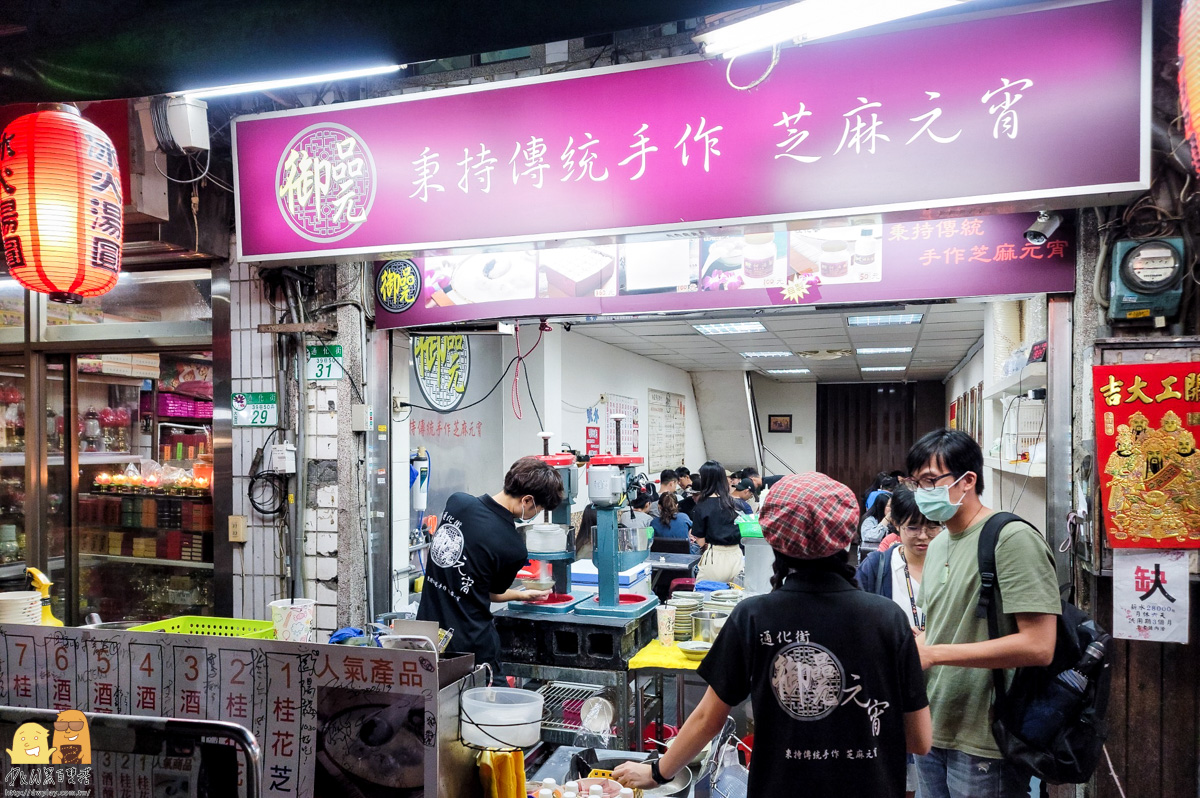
897,548,925,632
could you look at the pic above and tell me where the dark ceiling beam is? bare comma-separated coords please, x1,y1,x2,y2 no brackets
0,0,752,102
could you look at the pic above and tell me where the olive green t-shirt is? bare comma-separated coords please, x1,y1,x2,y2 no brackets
918,513,1060,758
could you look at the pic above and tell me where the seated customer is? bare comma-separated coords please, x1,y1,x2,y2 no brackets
731,478,756,514
627,490,653,528
675,466,693,496
651,470,680,518
650,493,692,539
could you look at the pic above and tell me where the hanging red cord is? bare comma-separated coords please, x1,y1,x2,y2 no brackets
510,323,547,421
511,325,523,419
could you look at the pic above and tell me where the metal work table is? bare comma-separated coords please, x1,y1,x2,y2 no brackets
645,552,701,571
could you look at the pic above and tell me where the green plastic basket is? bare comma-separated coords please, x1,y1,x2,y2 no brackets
736,514,763,538
129,616,275,639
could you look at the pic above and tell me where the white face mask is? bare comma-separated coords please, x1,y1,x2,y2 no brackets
516,499,540,523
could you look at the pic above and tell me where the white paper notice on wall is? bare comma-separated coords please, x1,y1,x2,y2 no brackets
1113,549,1189,644
648,388,686,475
604,393,640,455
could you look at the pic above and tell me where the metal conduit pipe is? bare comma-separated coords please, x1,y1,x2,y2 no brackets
284,280,308,599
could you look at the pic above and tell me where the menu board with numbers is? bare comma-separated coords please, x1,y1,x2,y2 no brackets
0,625,469,798
648,389,686,475
604,393,640,456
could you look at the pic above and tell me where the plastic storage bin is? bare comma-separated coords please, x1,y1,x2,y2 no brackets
129,616,275,639
460,686,544,748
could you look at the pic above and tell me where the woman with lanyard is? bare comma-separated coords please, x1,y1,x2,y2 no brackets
689,460,744,584
855,486,943,797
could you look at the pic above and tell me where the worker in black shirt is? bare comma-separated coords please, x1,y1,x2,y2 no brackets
416,457,564,673
615,473,931,797
690,460,743,583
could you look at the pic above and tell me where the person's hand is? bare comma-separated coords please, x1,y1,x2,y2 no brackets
517,589,551,601
612,761,656,789
914,629,935,669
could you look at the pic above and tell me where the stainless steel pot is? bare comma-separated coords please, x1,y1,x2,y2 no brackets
690,610,729,643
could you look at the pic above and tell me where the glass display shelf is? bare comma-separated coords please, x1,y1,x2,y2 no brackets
0,452,142,467
80,553,213,570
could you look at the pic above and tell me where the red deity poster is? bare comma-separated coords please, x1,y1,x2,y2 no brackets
1094,362,1200,548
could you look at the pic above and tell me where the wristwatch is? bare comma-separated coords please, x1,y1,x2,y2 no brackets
649,758,670,785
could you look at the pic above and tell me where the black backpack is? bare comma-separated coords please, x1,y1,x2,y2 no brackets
976,512,1112,787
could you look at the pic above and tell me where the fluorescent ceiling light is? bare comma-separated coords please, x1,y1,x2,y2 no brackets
742,351,793,358
767,368,811,375
846,314,923,327
696,0,971,59
693,322,766,335
856,347,913,355
861,366,907,372
180,64,402,99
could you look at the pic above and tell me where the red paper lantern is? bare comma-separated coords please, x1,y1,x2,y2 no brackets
0,103,123,304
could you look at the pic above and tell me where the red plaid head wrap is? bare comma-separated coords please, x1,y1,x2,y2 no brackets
759,473,859,560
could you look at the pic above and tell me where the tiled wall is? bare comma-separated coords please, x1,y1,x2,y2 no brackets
228,261,341,640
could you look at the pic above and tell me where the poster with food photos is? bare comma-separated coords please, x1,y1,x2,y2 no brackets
1094,362,1200,548
0,625,443,798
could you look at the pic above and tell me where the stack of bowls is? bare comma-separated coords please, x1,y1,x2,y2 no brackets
0,591,41,625
666,596,701,643
703,592,741,615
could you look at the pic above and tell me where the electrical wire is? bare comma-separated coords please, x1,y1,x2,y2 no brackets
726,43,780,91
152,147,212,185
400,352,523,413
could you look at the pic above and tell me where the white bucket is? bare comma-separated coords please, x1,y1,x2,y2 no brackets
460,686,544,748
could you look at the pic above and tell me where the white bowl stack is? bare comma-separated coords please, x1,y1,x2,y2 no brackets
0,591,41,625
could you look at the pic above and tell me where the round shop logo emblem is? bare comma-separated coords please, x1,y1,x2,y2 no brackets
430,521,465,569
232,393,248,412
276,123,377,243
770,642,845,721
412,335,470,413
376,259,422,314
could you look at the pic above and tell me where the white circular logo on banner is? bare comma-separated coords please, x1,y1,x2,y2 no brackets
276,123,376,243
430,521,465,568
413,335,470,413
770,642,845,721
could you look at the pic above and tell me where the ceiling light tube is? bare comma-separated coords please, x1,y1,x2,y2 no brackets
180,64,402,99
742,351,794,358
767,368,811,375
861,366,907,372
856,347,914,355
697,0,971,59
693,322,767,335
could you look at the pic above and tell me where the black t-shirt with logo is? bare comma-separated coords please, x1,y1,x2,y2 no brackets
416,493,527,669
697,571,927,798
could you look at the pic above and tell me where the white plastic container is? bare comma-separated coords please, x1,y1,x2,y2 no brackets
743,536,775,594
460,686,544,748
527,523,568,554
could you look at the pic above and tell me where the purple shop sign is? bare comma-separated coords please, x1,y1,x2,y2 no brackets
372,211,1075,330
232,0,1148,263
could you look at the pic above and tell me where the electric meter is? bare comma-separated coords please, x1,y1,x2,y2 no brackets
1108,237,1186,321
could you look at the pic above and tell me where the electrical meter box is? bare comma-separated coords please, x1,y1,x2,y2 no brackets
1109,237,1185,321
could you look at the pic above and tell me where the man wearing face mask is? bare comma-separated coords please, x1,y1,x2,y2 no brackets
904,429,1059,798
417,457,564,673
